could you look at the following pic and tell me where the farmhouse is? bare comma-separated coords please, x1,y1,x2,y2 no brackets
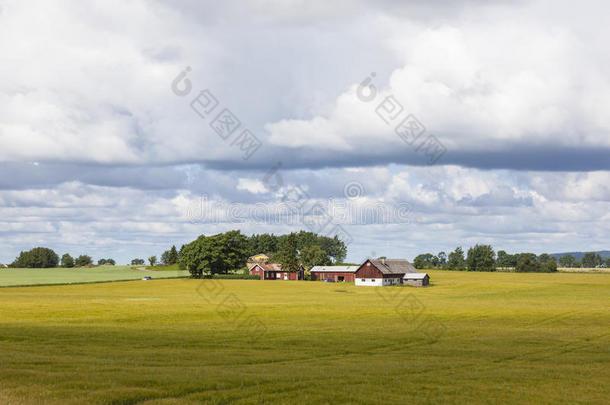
355,258,420,286
310,265,359,282
246,253,270,268
249,262,305,280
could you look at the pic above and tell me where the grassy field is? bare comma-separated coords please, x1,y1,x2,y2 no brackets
0,271,609,404
0,266,189,287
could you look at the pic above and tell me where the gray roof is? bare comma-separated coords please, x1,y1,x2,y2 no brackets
403,273,428,279
310,266,358,273
369,259,418,275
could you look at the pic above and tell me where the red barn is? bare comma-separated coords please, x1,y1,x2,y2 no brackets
354,258,418,286
249,263,305,280
310,266,359,282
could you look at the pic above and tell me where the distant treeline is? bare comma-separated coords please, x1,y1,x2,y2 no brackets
414,245,563,273
9,248,109,268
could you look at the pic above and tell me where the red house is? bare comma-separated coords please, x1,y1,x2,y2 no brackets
249,263,305,280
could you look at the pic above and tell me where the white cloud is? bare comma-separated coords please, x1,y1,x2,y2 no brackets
1,0,609,264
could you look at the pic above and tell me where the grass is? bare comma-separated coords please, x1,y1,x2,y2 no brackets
0,266,190,287
0,271,609,404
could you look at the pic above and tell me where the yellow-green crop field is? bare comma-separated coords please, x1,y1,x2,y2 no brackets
1,271,609,404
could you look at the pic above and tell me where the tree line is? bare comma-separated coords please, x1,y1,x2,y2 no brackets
557,252,609,268
9,247,114,268
179,230,347,278
413,245,559,272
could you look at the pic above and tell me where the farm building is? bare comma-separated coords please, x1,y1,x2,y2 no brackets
354,258,421,286
310,266,359,282
403,273,430,287
249,263,305,280
246,253,270,268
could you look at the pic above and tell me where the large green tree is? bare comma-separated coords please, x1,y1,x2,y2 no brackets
446,247,466,270
516,253,541,272
413,253,436,269
275,232,300,272
60,253,74,268
11,247,59,268
75,255,92,267
300,245,331,269
466,245,496,271
538,254,557,272
180,231,248,277
496,250,516,268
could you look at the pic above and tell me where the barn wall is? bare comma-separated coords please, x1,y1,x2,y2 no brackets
311,272,355,282
355,263,383,278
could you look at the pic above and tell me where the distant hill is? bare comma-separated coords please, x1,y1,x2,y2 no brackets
550,251,610,260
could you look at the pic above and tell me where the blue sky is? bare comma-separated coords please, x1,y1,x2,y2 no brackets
0,0,609,264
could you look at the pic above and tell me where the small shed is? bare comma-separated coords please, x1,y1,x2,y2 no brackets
403,273,430,287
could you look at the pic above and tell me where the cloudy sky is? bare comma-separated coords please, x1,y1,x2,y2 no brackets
1,0,609,264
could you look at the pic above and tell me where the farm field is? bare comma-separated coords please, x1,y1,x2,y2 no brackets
0,266,189,287
558,267,610,273
1,271,609,404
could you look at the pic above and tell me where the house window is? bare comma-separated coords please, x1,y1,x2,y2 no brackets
361,279,366,282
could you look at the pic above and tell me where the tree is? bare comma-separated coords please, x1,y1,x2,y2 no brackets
160,250,170,265
11,247,59,268
168,245,179,264
131,258,145,265
413,253,435,269
245,231,347,263
496,250,515,268
466,245,496,271
538,254,557,272
558,254,576,268
582,252,603,268
148,256,157,266
160,245,179,265
60,253,74,268
106,259,115,266
275,232,300,272
605,258,610,268
180,231,248,277
447,247,466,270
98,258,107,265
437,251,447,267
516,253,540,272
75,255,92,267
300,245,331,269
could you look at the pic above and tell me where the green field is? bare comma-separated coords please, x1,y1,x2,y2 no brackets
0,266,189,287
1,271,609,404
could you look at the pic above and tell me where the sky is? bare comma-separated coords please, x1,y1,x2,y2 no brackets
1,0,609,264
